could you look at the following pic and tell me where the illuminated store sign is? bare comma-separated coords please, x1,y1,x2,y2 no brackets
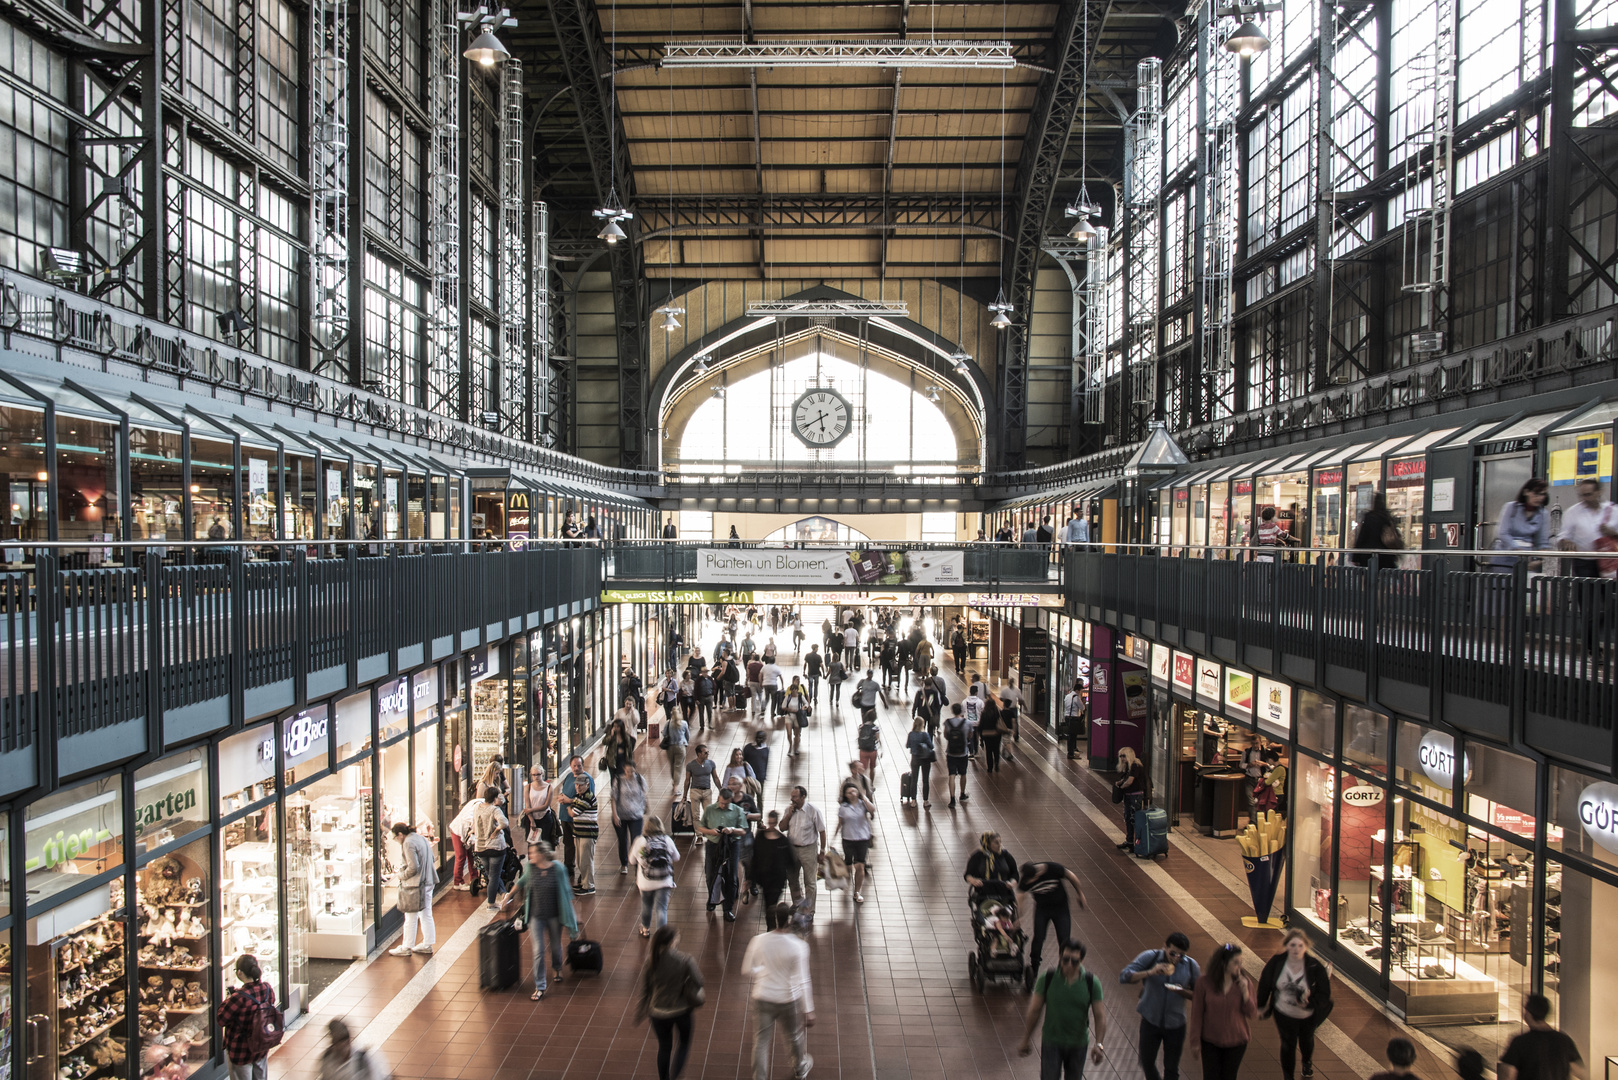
1417,731,1471,790
1577,781,1618,854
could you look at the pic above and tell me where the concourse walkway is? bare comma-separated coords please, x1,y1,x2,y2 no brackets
265,622,1451,1080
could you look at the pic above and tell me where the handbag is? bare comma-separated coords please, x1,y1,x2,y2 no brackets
1596,506,1618,575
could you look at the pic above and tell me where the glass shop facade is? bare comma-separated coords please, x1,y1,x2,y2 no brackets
0,604,667,1080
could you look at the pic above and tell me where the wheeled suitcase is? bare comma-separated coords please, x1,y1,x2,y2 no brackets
1134,807,1169,859
670,798,695,836
479,920,521,991
900,771,916,801
566,938,603,974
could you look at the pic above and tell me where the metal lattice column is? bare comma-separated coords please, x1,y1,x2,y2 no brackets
1199,12,1237,423
498,59,528,439
427,0,464,420
309,0,350,380
1400,0,1456,325
533,200,563,448
1123,57,1164,440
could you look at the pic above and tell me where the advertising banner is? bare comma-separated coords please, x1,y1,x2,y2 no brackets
696,547,965,587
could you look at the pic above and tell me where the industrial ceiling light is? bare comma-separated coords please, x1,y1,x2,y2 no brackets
42,247,92,282
459,6,517,65
1224,20,1271,56
711,385,726,399
1068,215,1098,242
693,354,710,373
657,305,684,332
989,290,1014,331
660,40,1016,69
593,189,633,245
216,308,252,335
925,385,942,403
950,349,973,374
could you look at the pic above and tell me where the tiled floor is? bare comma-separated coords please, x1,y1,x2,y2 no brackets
268,622,1456,1080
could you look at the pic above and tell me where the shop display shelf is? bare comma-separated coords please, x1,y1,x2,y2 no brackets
138,964,208,975
61,1019,123,1057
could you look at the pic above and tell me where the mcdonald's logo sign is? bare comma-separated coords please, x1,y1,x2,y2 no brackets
508,491,530,511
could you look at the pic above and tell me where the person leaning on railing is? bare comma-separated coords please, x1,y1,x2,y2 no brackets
1485,478,1550,574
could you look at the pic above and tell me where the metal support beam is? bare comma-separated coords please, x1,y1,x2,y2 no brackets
1123,56,1163,442
1542,0,1576,321
427,0,464,417
999,0,1096,468
499,59,529,440
548,0,647,467
1311,0,1336,391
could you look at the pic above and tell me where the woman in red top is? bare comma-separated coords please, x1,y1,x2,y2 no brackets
1187,943,1258,1080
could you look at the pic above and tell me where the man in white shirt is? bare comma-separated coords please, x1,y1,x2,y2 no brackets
781,785,827,909
762,658,784,718
1062,681,1086,760
842,623,860,659
744,911,815,1080
1554,478,1617,577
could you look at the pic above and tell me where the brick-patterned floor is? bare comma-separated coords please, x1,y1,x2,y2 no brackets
267,625,1453,1080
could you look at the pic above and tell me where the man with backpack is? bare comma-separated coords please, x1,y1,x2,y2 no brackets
694,666,718,730
218,953,280,1080
856,711,881,774
1120,932,1199,1080
941,704,973,808
854,669,889,723
1019,939,1109,1080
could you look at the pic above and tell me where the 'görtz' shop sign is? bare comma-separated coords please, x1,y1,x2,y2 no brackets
695,547,964,587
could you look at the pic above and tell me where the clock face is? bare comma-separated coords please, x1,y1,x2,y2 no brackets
791,388,853,448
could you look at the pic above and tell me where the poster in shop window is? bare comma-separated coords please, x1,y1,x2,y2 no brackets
1121,670,1148,720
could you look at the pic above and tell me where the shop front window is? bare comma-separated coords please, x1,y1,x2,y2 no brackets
1254,469,1308,547
352,461,377,544
1323,767,1387,964
24,777,123,907
1296,689,1337,759
1190,484,1208,548
1230,478,1254,547
1,810,9,921
1343,705,1388,771
323,460,350,541
406,472,426,540
219,725,277,817
1544,860,1618,1072
130,426,182,550
471,647,508,784
379,739,409,912
242,445,277,543
292,758,375,960
447,478,461,540
27,881,130,1080
0,402,49,550
335,692,372,763
414,724,440,850
133,750,209,855
1291,752,1335,933
189,436,235,542
1209,480,1230,550
55,413,123,555
135,836,213,1080
1464,743,1541,844
221,810,283,1015
1394,721,1457,808
1312,466,1345,557
1385,455,1427,552
284,452,317,542
1170,487,1189,551
380,469,402,541
1346,456,1385,540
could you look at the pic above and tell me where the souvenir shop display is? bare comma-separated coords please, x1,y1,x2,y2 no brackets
134,851,211,1080
36,900,128,1080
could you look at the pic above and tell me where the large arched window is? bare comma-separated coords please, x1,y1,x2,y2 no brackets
672,349,962,470
761,516,872,545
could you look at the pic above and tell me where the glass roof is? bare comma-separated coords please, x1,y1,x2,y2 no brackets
1550,399,1618,432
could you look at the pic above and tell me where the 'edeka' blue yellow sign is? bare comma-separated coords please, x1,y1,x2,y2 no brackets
1550,432,1613,486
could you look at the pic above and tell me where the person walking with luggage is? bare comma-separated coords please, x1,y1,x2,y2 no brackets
218,954,279,1080
627,815,680,936
387,823,438,955
471,787,511,911
316,1019,390,1080
611,761,648,877
832,782,875,904
1017,940,1108,1080
1498,993,1582,1080
683,744,720,845
1017,861,1088,989
1256,929,1334,1080
1115,748,1149,852
904,717,936,806
699,784,749,921
635,926,705,1080
557,755,594,878
745,906,816,1080
750,811,795,925
508,841,579,1001
1120,932,1200,1080
941,704,973,807
782,786,827,910
1187,944,1258,1080
664,710,691,791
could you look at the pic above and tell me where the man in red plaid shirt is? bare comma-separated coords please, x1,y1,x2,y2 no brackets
217,954,278,1080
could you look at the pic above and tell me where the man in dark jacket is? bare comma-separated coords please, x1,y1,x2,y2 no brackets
742,729,771,785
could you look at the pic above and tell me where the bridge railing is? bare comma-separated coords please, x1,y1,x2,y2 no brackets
604,539,1060,588
1062,542,1618,769
0,538,603,788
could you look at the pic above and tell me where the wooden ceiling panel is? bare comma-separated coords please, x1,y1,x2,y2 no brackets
815,167,885,192
631,139,758,168
762,139,886,166
889,166,1005,191
893,139,1013,166
758,113,889,141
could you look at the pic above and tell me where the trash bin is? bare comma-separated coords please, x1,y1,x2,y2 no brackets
1208,772,1247,838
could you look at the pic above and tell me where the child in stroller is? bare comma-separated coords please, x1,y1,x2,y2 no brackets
967,880,1027,990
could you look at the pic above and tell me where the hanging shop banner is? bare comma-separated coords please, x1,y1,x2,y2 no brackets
1195,658,1222,707
1151,644,1171,686
602,589,756,604
1255,677,1291,735
1171,650,1195,695
967,592,1064,608
695,546,965,587
1224,668,1254,717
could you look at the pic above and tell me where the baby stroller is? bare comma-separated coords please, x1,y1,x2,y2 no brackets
967,881,1027,992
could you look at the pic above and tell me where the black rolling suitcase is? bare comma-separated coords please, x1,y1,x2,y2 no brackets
900,771,916,801
566,937,603,974
479,920,521,991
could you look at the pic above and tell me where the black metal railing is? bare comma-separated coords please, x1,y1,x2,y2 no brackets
603,539,1059,588
0,539,604,767
1063,544,1618,754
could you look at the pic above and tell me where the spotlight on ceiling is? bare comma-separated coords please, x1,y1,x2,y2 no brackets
950,349,973,374
1068,216,1098,242
593,190,633,245
216,308,252,336
989,292,1014,331
925,385,942,403
1224,20,1271,56
711,385,726,399
657,305,684,332
693,355,710,373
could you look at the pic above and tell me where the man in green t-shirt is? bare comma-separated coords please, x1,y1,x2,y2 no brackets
1019,940,1108,1080
699,785,749,920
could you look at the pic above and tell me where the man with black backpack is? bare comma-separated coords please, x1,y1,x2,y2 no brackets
218,953,280,1080
942,703,973,808
694,666,718,730
913,676,945,737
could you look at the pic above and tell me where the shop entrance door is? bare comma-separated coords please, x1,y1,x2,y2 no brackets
1474,453,1534,553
